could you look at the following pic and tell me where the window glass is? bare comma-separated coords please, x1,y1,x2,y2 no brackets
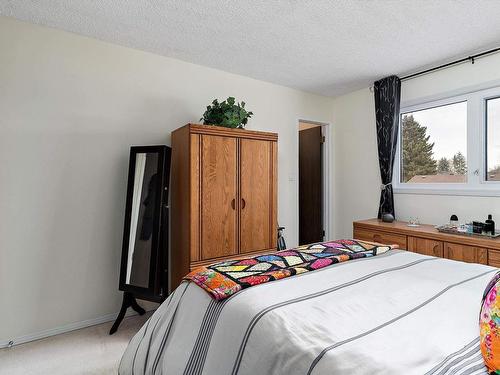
486,97,500,181
400,101,467,183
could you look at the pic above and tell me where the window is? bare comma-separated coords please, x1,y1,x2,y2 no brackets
400,101,467,184
395,85,500,196
486,97,500,181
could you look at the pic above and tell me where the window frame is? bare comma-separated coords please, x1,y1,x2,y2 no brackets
393,84,500,197
485,95,500,183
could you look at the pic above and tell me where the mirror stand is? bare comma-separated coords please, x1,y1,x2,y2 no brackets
109,292,146,334
110,145,171,335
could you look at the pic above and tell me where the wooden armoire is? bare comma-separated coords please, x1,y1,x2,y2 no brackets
170,124,278,289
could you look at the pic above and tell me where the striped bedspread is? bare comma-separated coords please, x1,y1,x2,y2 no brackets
120,250,494,375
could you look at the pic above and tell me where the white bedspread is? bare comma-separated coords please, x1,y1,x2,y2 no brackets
120,250,495,375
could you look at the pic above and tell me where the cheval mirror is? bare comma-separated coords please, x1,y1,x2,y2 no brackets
110,145,171,334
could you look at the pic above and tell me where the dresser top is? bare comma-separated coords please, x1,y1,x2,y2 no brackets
173,123,278,141
354,218,500,250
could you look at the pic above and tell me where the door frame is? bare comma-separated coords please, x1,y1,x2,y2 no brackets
296,119,333,244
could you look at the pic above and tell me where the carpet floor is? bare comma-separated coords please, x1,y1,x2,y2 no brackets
0,312,150,375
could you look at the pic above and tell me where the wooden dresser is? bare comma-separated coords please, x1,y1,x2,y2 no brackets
170,124,278,289
353,219,500,267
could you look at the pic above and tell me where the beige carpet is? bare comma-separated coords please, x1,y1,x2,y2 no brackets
0,313,151,375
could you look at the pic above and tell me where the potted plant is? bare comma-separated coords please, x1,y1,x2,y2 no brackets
200,97,253,129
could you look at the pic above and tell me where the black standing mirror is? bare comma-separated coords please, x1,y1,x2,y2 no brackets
110,145,171,334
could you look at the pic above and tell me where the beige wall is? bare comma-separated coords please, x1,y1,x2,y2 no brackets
0,17,334,342
332,54,500,238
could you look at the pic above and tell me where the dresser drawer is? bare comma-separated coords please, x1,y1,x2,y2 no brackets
489,249,500,268
407,236,443,257
353,228,407,249
444,243,488,265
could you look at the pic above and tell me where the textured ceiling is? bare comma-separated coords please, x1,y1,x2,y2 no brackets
2,1,500,96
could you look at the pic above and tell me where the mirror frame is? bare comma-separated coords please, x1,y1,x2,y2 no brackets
118,145,170,301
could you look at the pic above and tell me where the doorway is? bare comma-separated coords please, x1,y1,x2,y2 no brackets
298,121,327,245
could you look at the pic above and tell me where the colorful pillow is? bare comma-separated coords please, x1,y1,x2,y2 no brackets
480,271,500,373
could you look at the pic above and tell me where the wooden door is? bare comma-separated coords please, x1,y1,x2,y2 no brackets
200,134,238,259
407,236,443,257
444,242,488,264
299,126,323,245
240,139,273,253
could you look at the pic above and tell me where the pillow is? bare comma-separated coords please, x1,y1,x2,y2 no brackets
480,271,500,373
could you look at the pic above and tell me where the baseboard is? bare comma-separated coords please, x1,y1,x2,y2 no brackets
0,307,153,349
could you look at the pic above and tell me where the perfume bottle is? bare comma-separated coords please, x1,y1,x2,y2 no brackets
485,214,495,235
450,214,459,227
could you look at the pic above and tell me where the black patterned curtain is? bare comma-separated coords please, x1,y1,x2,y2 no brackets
374,76,401,219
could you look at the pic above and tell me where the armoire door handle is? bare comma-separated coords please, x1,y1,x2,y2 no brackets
241,198,246,209
231,198,235,210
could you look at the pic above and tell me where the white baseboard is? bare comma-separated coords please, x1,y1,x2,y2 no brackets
0,308,151,349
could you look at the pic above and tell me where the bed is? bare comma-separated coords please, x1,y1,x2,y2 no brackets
119,249,494,375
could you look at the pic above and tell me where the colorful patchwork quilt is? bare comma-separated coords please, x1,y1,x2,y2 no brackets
184,239,396,300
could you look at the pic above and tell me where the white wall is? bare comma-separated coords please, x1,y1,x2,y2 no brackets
0,17,333,342
332,54,500,238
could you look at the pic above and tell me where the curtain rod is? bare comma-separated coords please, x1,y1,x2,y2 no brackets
400,46,500,81
369,46,500,92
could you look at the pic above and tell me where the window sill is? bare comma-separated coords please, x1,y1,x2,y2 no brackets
394,185,500,197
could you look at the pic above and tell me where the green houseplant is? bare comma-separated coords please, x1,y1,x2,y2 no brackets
200,97,253,129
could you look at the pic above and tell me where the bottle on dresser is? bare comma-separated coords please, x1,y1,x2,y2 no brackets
485,214,496,235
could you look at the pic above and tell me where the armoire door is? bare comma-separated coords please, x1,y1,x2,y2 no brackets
200,134,238,259
239,138,274,253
